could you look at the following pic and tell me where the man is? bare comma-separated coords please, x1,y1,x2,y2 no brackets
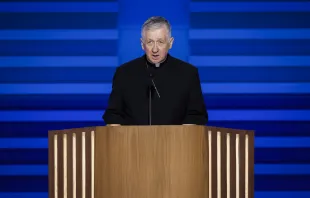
103,16,208,126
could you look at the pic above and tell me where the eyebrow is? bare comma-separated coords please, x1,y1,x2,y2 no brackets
147,39,165,41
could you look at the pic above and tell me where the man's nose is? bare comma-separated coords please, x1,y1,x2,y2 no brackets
152,44,159,52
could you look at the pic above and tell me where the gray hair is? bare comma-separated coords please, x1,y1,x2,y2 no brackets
141,16,172,39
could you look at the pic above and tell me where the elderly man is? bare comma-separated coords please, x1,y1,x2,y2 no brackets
103,16,208,126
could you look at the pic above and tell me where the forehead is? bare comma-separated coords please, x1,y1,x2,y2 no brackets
143,27,168,40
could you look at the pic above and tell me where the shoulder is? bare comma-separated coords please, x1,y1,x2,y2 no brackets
169,55,199,76
116,56,144,73
169,55,202,88
111,56,143,83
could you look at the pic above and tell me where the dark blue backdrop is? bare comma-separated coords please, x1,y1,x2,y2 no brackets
0,0,310,197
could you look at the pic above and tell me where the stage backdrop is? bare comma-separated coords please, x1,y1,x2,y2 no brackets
0,0,310,197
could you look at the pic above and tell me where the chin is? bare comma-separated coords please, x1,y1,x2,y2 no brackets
152,57,163,63
147,54,162,64
152,60,160,64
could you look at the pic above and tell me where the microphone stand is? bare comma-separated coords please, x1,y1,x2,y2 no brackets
148,72,154,125
146,63,161,125
148,84,152,125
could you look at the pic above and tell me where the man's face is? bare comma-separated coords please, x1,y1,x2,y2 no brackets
141,26,174,64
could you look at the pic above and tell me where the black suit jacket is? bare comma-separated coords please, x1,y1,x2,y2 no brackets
103,54,208,125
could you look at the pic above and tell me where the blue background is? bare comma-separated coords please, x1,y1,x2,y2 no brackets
1,0,310,197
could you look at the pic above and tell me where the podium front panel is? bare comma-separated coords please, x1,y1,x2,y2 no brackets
48,126,254,198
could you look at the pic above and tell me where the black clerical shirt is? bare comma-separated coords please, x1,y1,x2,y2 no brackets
102,54,208,125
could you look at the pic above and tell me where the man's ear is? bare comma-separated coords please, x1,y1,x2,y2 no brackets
140,38,144,50
169,37,174,49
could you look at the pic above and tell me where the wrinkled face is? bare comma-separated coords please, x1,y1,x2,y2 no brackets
141,26,174,64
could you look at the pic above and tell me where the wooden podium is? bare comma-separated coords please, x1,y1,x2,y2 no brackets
48,125,254,198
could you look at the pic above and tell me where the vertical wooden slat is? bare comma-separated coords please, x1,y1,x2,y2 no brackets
73,132,77,198
236,134,240,198
56,133,63,198
208,131,212,198
63,134,68,198
248,132,255,198
245,133,249,198
55,134,58,198
86,131,92,198
76,132,82,198
220,131,227,198
48,132,55,198
57,134,64,198
91,130,95,198
216,131,222,198
211,130,217,198
230,132,236,198
239,133,246,198
226,133,230,198
216,131,221,198
82,132,86,198
67,133,73,198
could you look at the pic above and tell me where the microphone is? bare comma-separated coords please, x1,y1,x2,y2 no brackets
149,73,160,98
146,61,161,125
147,73,160,125
148,74,152,125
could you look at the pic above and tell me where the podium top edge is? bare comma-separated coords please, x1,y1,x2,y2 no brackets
48,125,254,135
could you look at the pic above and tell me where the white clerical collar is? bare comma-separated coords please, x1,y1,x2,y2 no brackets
145,55,168,68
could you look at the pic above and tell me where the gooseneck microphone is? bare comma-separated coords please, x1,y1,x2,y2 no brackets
148,77,152,125
150,73,160,98
146,63,161,125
